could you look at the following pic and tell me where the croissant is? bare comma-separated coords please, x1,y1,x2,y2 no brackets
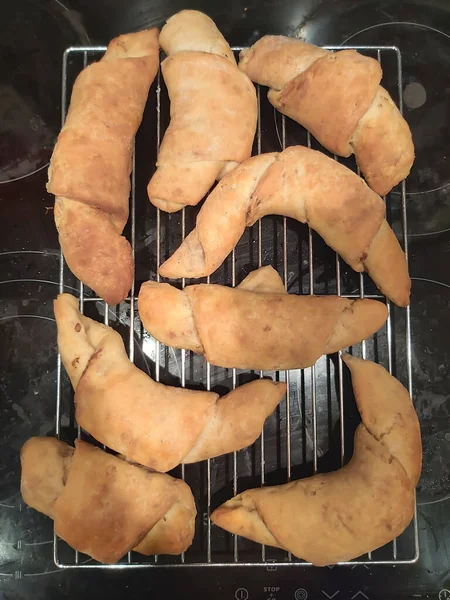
139,266,388,370
239,36,414,196
47,29,159,305
20,437,196,564
211,354,422,566
54,293,286,472
159,147,411,307
147,10,257,212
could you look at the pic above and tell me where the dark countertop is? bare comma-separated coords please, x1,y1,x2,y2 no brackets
0,0,449,598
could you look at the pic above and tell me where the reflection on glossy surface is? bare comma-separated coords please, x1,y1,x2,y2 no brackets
0,0,450,595
0,0,88,183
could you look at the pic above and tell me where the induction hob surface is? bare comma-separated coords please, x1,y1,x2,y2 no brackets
0,0,449,599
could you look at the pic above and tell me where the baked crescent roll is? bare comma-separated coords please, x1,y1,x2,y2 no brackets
54,293,286,472
159,147,411,306
211,354,422,566
47,28,159,305
139,266,388,371
21,437,196,563
147,10,257,212
239,36,414,196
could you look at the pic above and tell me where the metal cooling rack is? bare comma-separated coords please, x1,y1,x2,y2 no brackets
54,45,418,568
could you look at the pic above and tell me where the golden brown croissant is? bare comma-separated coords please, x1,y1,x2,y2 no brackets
211,354,422,566
139,266,388,370
20,437,196,564
147,10,257,213
47,29,159,305
54,293,286,472
159,147,411,306
239,36,414,196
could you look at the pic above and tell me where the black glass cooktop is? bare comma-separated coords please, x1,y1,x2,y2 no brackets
0,0,449,598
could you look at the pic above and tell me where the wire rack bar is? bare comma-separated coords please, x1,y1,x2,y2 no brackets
54,44,418,569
